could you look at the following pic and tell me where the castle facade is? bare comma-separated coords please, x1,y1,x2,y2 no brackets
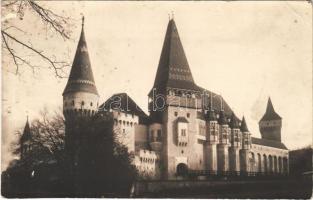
61,18,289,180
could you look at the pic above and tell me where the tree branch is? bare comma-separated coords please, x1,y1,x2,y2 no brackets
2,30,68,78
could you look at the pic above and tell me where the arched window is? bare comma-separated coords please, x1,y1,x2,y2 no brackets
81,101,85,106
90,102,93,107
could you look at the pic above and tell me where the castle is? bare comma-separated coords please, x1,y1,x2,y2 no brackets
59,17,289,180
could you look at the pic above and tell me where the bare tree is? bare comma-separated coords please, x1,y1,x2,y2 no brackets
2,0,74,78
31,108,65,161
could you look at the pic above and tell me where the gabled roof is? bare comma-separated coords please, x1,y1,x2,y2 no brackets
63,18,98,96
251,137,288,150
240,116,249,132
100,93,148,118
152,19,199,92
260,97,281,122
20,118,31,143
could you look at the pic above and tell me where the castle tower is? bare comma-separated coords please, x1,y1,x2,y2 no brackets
239,116,251,174
63,17,99,118
259,97,282,142
217,110,230,173
20,117,32,159
62,17,99,169
229,112,241,173
205,108,219,172
148,18,204,179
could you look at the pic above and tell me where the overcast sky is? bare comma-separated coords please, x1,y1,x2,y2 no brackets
2,1,312,170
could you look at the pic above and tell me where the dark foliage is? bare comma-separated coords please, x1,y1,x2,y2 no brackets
2,110,137,198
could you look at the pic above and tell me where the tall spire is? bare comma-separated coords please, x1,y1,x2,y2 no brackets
21,116,31,143
240,116,249,132
260,97,281,121
63,16,98,96
151,19,199,92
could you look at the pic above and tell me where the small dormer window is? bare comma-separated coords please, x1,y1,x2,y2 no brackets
174,112,178,117
90,102,93,107
187,113,190,118
81,101,85,106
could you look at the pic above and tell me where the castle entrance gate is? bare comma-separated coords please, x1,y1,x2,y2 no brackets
176,163,188,176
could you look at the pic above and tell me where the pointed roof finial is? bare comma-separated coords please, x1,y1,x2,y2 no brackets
171,11,174,20
82,16,85,28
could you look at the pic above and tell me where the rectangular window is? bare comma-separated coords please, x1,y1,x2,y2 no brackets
181,129,186,136
150,130,154,141
157,130,162,141
157,130,161,137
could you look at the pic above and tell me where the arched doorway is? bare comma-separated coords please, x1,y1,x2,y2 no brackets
176,163,188,176
278,157,282,173
257,153,261,172
268,155,273,173
263,154,267,173
274,156,278,173
283,157,288,174
249,152,255,172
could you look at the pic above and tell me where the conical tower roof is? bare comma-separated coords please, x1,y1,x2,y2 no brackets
218,110,228,125
151,19,199,93
63,17,98,96
240,116,249,132
229,112,240,129
260,97,281,121
21,117,31,143
207,109,217,121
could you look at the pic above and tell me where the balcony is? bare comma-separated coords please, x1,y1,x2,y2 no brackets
196,134,206,141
